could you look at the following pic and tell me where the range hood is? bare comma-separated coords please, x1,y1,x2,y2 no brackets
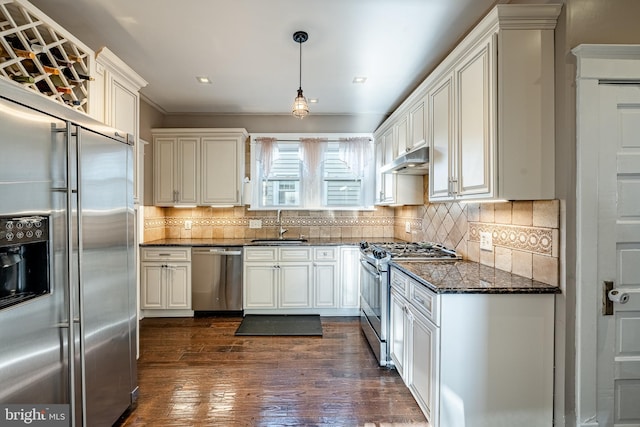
380,146,429,175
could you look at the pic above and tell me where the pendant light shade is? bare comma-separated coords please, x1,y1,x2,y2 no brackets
292,31,309,119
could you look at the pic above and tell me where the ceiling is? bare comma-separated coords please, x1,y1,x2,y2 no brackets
29,0,501,118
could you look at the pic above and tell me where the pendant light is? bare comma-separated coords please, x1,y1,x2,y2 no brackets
291,31,309,119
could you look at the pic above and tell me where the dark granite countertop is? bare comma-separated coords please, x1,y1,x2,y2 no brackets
139,237,404,247
391,260,560,295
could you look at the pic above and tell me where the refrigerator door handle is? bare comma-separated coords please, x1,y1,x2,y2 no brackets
63,121,80,427
75,125,89,427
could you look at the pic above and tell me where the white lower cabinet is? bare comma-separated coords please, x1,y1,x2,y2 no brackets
244,263,277,308
339,246,360,309
244,245,357,315
390,266,555,427
390,278,437,421
408,304,437,421
389,288,407,379
279,263,313,308
140,247,192,317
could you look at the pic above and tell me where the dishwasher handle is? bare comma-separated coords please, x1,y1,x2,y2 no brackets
193,248,242,256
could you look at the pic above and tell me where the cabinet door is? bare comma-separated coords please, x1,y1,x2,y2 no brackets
201,137,240,204
339,247,360,309
390,289,407,381
244,264,277,308
409,306,438,421
177,137,199,204
375,139,384,203
111,80,139,202
429,74,454,201
154,137,177,205
381,129,395,203
409,98,426,149
141,264,164,308
279,263,312,308
396,114,409,156
456,37,494,199
166,264,191,309
314,262,338,308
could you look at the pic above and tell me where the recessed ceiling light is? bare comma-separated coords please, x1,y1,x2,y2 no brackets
196,76,212,84
309,98,319,104
352,77,367,84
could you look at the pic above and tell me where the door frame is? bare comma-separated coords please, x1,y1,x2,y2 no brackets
573,44,640,427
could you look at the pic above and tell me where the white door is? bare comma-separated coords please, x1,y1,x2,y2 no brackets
597,83,640,426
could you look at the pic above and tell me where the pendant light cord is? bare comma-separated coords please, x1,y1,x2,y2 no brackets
298,39,302,90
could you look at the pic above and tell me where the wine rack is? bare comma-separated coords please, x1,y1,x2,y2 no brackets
0,0,93,113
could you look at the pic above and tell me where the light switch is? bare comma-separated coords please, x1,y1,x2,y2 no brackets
249,219,262,229
184,220,192,230
405,222,411,233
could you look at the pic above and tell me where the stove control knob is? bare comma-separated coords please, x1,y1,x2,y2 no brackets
359,241,369,250
372,248,387,259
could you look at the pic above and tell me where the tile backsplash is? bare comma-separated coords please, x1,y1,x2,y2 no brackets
143,206,396,241
143,200,559,285
394,200,560,285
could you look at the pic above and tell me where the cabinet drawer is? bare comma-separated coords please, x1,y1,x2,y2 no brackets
141,247,191,262
390,269,409,296
244,247,278,262
410,281,439,326
313,247,337,261
279,247,312,261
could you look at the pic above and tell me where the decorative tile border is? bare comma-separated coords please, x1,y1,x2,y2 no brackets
146,215,396,229
468,222,554,256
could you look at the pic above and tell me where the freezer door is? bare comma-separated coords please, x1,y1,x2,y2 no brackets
77,127,136,426
0,97,70,405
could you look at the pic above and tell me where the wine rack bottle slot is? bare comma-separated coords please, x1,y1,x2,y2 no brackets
0,0,92,112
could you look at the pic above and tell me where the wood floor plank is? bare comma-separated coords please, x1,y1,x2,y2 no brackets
116,316,429,427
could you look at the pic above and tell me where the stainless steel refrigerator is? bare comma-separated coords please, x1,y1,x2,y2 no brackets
0,79,137,426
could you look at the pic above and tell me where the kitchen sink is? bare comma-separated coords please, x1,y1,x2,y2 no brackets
250,238,308,244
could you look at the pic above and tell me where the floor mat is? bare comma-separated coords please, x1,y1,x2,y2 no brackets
234,314,323,336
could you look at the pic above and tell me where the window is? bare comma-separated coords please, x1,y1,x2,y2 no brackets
251,135,374,210
260,144,300,207
323,144,362,206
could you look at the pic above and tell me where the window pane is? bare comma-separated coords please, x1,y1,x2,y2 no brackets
262,180,299,206
261,143,301,207
325,180,362,206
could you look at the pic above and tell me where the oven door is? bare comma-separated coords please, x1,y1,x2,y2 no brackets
359,257,384,340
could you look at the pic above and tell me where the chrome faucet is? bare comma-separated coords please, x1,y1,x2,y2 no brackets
276,209,288,239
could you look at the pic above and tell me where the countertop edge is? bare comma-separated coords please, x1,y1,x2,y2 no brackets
391,260,561,295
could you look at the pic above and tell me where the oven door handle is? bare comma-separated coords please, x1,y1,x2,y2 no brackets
360,259,382,279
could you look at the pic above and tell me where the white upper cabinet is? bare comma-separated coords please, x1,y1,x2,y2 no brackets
201,136,243,205
408,98,427,150
395,113,409,156
375,126,424,206
427,4,560,202
95,47,148,203
152,128,248,206
453,36,494,200
429,74,454,200
374,4,561,203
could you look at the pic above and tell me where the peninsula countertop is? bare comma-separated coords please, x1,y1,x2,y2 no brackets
391,260,560,295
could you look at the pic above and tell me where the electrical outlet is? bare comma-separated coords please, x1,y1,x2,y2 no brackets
480,231,493,251
249,219,262,229
184,220,192,230
405,221,411,233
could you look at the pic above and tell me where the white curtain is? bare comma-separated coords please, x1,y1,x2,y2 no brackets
300,138,328,207
255,137,278,178
339,137,372,176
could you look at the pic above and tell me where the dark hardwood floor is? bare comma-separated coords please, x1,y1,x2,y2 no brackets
116,316,428,427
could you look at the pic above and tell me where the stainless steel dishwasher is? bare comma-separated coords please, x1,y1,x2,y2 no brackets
191,247,243,313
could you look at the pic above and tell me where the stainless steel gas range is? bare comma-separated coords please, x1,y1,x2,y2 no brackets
359,241,461,366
